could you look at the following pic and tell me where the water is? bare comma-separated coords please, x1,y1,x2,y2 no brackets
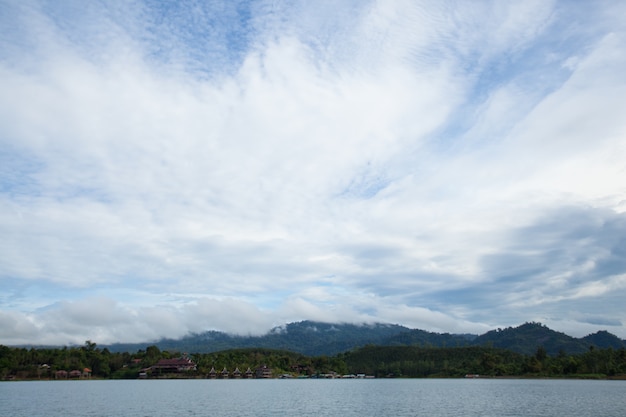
1,378,625,416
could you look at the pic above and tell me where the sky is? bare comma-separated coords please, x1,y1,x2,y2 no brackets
1,0,626,346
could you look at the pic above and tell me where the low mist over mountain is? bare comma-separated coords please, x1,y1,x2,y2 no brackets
104,321,626,357
108,322,408,356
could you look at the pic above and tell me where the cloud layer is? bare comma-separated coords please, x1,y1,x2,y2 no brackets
1,0,626,345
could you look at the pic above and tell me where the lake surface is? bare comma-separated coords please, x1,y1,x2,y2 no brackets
1,378,625,416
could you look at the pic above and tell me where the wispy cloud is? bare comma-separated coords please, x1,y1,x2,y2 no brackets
1,0,625,345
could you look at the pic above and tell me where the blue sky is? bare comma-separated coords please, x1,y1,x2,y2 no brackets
1,0,626,345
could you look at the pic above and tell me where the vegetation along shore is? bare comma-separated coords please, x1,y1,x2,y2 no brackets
2,342,625,381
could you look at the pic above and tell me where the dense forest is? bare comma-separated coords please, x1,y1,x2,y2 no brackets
2,341,626,380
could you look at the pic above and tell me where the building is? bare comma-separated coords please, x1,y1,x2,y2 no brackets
255,365,272,379
150,357,197,373
69,370,82,379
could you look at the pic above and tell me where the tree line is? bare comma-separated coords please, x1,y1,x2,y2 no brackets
340,344,626,378
2,341,626,380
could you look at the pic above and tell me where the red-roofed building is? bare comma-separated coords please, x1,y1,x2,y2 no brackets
151,357,197,373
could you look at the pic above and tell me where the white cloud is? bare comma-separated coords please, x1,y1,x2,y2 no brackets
1,1,626,344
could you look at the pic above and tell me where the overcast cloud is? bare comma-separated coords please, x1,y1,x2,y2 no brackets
1,0,626,345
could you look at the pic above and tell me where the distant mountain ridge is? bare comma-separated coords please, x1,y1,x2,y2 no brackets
472,322,616,356
105,321,626,356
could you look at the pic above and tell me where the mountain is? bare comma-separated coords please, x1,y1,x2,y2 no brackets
259,321,411,355
383,328,472,348
108,321,412,356
472,322,589,356
581,330,626,350
104,321,625,357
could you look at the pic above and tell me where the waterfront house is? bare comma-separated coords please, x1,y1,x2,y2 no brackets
255,365,272,379
151,357,197,373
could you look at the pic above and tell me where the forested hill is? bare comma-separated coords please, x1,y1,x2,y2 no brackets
108,322,411,356
473,322,608,356
104,321,626,357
